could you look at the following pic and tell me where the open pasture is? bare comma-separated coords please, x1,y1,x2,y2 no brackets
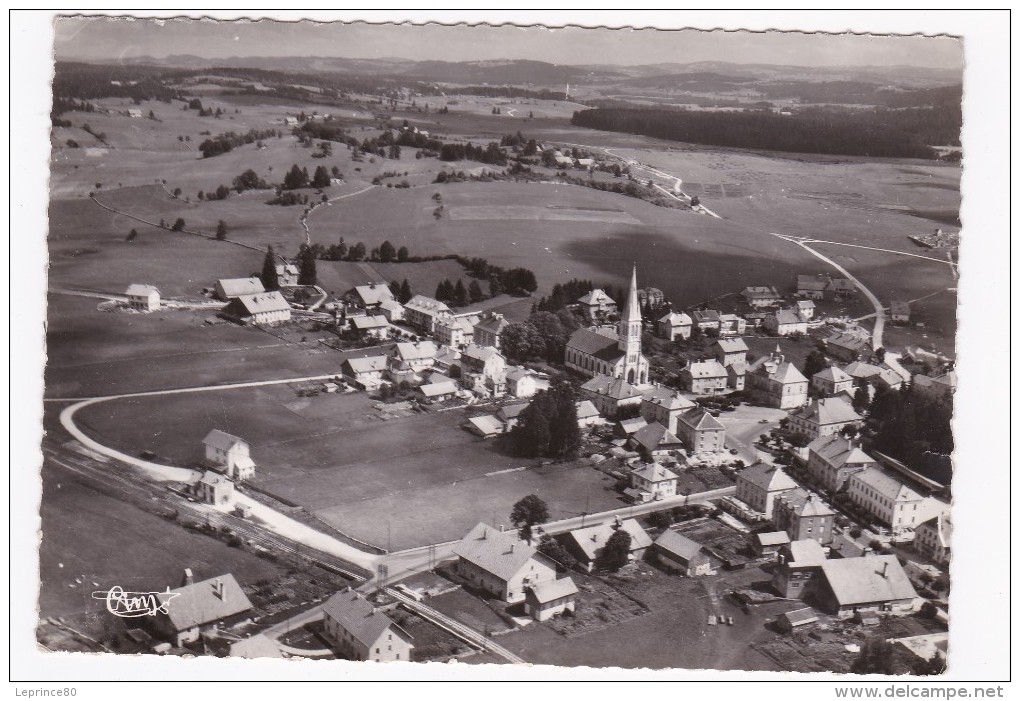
73,388,623,550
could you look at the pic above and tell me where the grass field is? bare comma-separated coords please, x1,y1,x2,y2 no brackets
73,387,624,550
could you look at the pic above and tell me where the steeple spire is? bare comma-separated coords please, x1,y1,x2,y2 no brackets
618,264,645,384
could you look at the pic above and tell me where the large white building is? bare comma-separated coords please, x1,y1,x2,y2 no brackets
565,266,650,386
125,284,161,311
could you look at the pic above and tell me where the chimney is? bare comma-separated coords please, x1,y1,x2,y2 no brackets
591,534,598,542
481,528,487,540
213,578,225,600
509,543,515,553
880,562,889,578
182,568,194,587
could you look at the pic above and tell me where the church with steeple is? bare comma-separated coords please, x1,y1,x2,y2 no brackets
564,265,651,386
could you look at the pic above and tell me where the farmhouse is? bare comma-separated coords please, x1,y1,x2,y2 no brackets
403,295,452,333
653,530,711,576
844,361,902,391
342,355,388,389
194,471,234,506
214,277,265,301
452,523,560,603
460,344,507,396
773,489,836,544
524,578,579,622
734,462,797,519
390,341,439,375
153,572,253,646
418,380,458,402
562,519,652,572
202,429,255,480
579,374,644,418
506,368,549,399
682,360,728,395
796,274,829,299
713,337,748,367
764,308,808,336
565,267,650,385
912,371,957,401
815,556,917,617
741,286,782,308
824,333,871,363
718,313,747,337
473,312,510,350
321,589,414,662
786,396,863,440
675,407,726,454
577,288,617,322
575,400,602,429
614,416,648,439
351,315,390,340
626,462,677,503
746,348,809,409
806,435,877,493
125,284,160,311
846,468,925,536
126,108,144,118
223,291,291,325
658,311,693,341
496,402,531,430
812,365,854,397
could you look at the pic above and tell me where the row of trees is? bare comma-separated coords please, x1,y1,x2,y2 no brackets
501,310,581,364
861,382,954,480
198,127,280,158
281,163,332,190
434,278,484,307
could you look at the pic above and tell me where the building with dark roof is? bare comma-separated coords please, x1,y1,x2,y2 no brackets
772,539,828,599
214,277,265,301
746,347,809,409
735,462,797,519
223,291,291,325
787,396,863,440
580,374,644,418
653,530,711,576
812,365,855,397
806,435,876,492
675,406,726,454
473,312,511,350
322,589,414,662
153,571,253,646
816,556,917,617
773,488,836,544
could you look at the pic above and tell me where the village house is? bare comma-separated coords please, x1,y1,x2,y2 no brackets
827,277,856,299
193,470,234,506
459,344,507,396
577,288,617,322
764,308,808,336
452,523,560,603
682,359,728,395
913,513,952,565
321,589,414,662
496,402,530,430
349,282,394,310
773,488,836,544
734,462,797,519
639,386,695,435
342,355,389,389
844,361,903,391
125,284,160,311
433,314,475,349
796,299,816,321
652,530,711,576
214,277,265,301
223,291,292,325
815,556,917,618
378,299,405,323
275,263,299,286
630,422,684,460
718,313,747,337
562,519,652,572
912,371,957,401
389,341,439,376
806,434,877,493
657,310,693,341
752,531,791,559
202,429,256,480
614,416,647,440
579,374,644,418
846,468,925,536
692,309,721,334
772,539,828,599
403,295,452,333
713,337,749,367
575,400,602,429
152,571,253,646
744,311,769,329
797,274,830,300
626,463,678,503
466,414,505,438
727,362,747,391
812,365,855,397
675,406,727,454
433,345,461,373
746,348,809,409
524,578,579,622
741,285,783,308
473,312,510,350
351,315,390,340
824,333,872,363
418,380,459,402
505,368,549,399
565,267,650,385
126,108,144,118
786,396,863,441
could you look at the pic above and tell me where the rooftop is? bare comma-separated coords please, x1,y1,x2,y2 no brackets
820,555,917,606
157,574,253,632
631,462,676,484
527,577,579,604
202,429,246,452
352,283,395,307
216,277,265,298
453,523,546,583
230,291,291,316
851,467,923,503
654,530,704,561
686,360,728,379
737,462,798,493
790,396,862,426
321,589,410,649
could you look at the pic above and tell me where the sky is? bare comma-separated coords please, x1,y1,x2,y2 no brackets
52,13,964,70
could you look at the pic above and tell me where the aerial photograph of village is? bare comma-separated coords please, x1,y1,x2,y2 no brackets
32,15,969,677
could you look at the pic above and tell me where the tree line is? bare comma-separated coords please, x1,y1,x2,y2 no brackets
198,127,281,158
571,106,947,159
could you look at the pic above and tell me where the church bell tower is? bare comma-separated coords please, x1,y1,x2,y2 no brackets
618,265,644,384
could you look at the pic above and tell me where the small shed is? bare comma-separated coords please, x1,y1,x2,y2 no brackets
524,578,579,622
776,607,820,633
753,531,792,558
